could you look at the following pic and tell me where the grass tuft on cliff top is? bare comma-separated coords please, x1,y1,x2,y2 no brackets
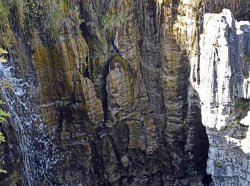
0,0,76,41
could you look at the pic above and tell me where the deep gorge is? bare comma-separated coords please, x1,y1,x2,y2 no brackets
0,0,250,185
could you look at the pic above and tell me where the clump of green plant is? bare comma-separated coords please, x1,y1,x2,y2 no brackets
0,0,26,32
235,98,249,111
0,0,10,32
14,0,25,16
189,169,197,178
0,109,11,124
225,118,238,130
25,1,45,20
23,0,75,40
137,10,144,21
0,0,76,42
214,160,223,168
243,52,250,63
0,47,11,174
45,2,61,40
101,0,129,30
58,0,74,14
0,106,10,174
101,11,127,30
0,80,13,90
42,0,75,40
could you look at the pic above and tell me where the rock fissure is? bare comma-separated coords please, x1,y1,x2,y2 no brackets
102,58,111,123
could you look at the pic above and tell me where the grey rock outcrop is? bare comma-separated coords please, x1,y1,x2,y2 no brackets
198,9,250,185
199,9,235,130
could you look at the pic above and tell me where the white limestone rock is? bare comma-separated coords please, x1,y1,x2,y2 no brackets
199,10,234,130
199,9,250,130
199,9,250,186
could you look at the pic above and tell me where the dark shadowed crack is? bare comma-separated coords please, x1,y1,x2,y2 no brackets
101,59,111,122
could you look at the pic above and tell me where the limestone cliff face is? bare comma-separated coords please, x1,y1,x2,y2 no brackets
0,0,249,185
198,9,250,185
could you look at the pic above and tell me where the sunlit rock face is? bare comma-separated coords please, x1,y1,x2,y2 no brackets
199,9,250,185
0,0,249,185
199,9,235,130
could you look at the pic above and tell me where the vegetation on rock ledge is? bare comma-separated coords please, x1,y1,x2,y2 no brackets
0,47,11,174
235,98,249,112
0,0,76,41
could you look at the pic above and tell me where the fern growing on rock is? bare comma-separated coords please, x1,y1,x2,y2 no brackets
0,47,11,174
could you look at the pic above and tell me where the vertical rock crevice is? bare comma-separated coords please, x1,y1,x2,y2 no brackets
101,59,110,122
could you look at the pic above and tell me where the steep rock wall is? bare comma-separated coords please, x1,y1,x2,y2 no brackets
0,0,249,185
199,9,250,185
0,1,207,185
